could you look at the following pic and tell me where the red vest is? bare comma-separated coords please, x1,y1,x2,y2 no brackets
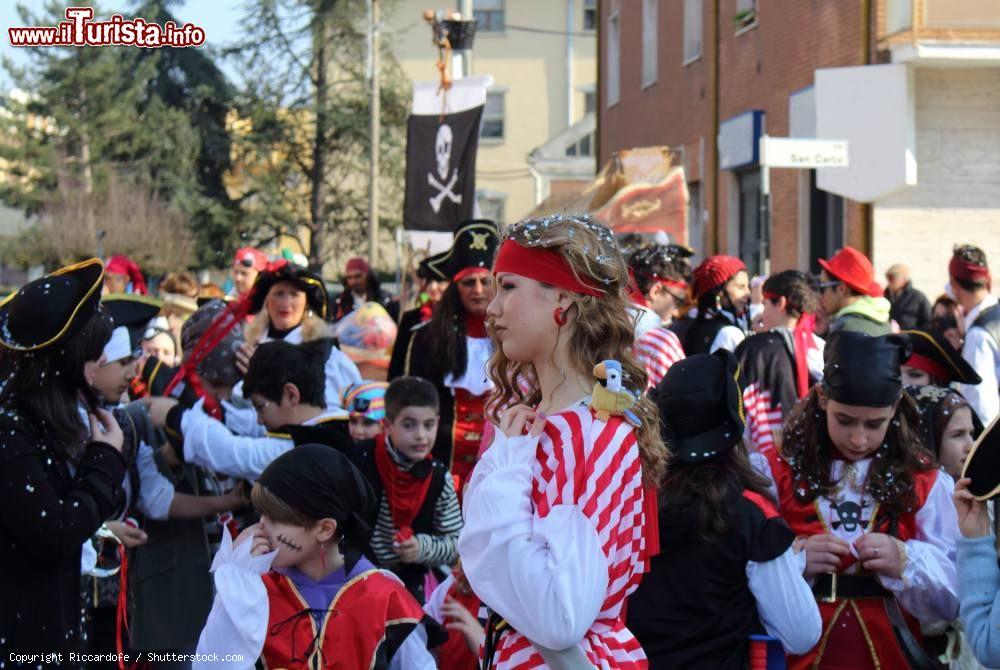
261,569,427,669
450,388,486,497
764,450,939,670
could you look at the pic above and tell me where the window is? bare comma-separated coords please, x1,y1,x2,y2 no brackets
565,132,594,157
607,11,621,106
474,0,505,32
642,0,658,87
683,0,703,63
584,90,597,114
583,0,597,31
477,190,506,223
734,0,757,31
481,91,504,140
737,169,763,276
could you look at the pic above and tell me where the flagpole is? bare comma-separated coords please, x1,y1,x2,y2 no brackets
368,0,380,267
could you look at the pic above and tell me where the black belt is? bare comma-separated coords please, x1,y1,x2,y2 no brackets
482,610,511,670
812,573,892,601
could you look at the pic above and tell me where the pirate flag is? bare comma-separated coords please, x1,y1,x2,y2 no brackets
403,106,483,232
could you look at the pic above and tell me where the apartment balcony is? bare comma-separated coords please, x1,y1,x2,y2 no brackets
880,0,1000,64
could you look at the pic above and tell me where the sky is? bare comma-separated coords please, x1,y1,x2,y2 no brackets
1,0,246,88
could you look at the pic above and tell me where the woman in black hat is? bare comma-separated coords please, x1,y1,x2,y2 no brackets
239,261,361,413
400,221,499,496
387,251,449,380
759,332,961,669
0,259,128,661
627,350,821,669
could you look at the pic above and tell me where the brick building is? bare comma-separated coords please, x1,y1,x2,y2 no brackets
599,0,1000,298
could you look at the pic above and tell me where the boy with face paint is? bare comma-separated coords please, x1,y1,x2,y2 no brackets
323,376,463,605
195,445,445,669
756,332,961,669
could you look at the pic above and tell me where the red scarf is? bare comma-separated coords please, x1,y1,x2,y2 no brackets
793,313,817,399
373,435,435,537
464,312,486,338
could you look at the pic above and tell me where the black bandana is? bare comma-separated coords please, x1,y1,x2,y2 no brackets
822,332,911,407
258,444,376,569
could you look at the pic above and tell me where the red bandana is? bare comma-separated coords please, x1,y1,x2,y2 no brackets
373,434,434,538
906,352,951,382
950,255,992,288
493,239,603,297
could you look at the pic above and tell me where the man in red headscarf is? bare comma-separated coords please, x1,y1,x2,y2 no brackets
949,244,999,424
333,257,397,323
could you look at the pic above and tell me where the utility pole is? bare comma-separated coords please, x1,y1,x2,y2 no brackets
368,0,380,266
456,0,473,78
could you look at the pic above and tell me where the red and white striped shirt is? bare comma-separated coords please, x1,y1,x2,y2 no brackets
634,326,685,391
491,406,649,669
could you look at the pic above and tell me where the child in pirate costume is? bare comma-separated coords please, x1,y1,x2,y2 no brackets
628,244,691,390
902,328,983,390
196,444,445,669
344,380,389,441
149,338,350,481
459,215,667,669
683,255,751,355
735,270,825,455
402,220,499,497
0,259,129,661
627,350,821,668
322,376,463,604
757,332,961,669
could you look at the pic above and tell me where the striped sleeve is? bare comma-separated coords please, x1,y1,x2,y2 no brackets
417,471,463,566
369,495,400,566
634,326,685,390
743,382,783,455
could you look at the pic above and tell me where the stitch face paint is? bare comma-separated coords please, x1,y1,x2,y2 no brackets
276,533,304,553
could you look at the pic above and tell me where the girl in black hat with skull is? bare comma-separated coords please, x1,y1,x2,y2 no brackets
0,259,129,662
627,349,821,668
239,261,361,413
195,444,444,669
758,331,961,669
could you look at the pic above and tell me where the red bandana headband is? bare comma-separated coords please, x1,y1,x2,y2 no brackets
493,239,604,297
454,267,491,282
906,353,951,383
949,256,991,286
656,278,689,293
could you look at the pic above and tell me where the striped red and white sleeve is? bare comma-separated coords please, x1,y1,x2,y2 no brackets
634,326,685,390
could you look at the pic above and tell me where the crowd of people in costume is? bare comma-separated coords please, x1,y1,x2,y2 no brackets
1,216,1000,670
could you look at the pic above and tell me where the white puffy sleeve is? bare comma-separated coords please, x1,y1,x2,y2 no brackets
388,624,438,670
181,404,293,481
877,470,961,622
710,325,746,353
195,531,277,670
457,429,610,651
221,400,266,438
323,346,362,413
135,440,175,520
746,547,821,654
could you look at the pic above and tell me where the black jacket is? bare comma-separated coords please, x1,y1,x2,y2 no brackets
0,408,126,661
886,282,931,330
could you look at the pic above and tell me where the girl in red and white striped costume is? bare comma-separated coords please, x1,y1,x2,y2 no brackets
458,215,668,669
627,244,692,390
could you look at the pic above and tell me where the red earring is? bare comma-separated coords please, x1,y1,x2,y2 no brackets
553,307,568,326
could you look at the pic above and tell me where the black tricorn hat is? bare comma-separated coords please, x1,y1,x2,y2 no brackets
823,332,912,408
102,293,164,352
427,220,499,280
248,262,328,319
902,329,981,386
655,349,746,464
417,250,448,281
135,356,199,406
0,258,104,351
961,415,1000,500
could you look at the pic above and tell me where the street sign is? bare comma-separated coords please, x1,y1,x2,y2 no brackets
759,136,849,169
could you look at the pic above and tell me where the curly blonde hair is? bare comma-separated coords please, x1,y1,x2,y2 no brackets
487,215,668,488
